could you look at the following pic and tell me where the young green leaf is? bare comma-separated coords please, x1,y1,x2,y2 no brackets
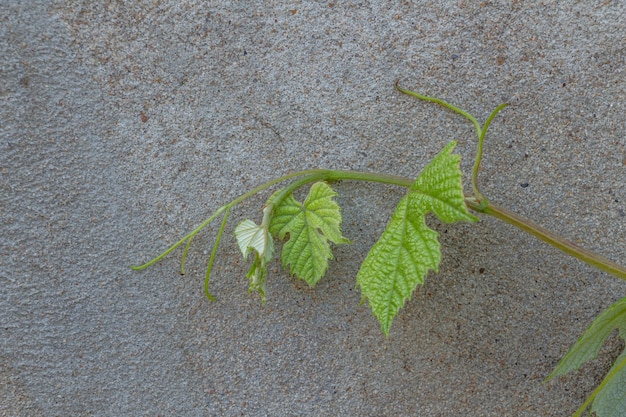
356,141,477,336
235,219,273,259
245,252,271,303
234,208,275,302
269,181,350,286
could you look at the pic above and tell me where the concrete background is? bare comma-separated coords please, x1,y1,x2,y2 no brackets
2,1,625,416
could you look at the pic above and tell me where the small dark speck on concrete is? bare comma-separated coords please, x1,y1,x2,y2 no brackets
451,54,459,59
520,182,529,188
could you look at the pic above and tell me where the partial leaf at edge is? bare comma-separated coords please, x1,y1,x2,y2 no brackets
546,296,626,381
356,141,478,336
590,349,626,417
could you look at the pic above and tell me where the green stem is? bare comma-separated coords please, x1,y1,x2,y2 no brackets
395,81,482,136
204,206,230,301
131,169,413,270
466,198,626,281
395,82,625,281
472,103,508,201
131,205,228,270
271,173,626,283
180,235,194,275
134,165,626,283
396,81,508,205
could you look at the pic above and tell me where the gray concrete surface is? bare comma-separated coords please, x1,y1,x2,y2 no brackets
2,1,625,416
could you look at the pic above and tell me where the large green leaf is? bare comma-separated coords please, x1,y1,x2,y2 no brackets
356,141,477,336
546,296,626,417
269,181,350,286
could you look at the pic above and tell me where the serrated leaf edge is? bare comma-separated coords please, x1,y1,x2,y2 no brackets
357,141,476,336
269,181,349,286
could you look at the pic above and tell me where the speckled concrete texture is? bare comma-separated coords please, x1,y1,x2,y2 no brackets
2,1,625,416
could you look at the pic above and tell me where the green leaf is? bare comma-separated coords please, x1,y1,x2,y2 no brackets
234,210,275,303
590,350,626,417
546,296,626,417
546,296,626,381
244,253,270,303
356,141,477,336
269,181,350,286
